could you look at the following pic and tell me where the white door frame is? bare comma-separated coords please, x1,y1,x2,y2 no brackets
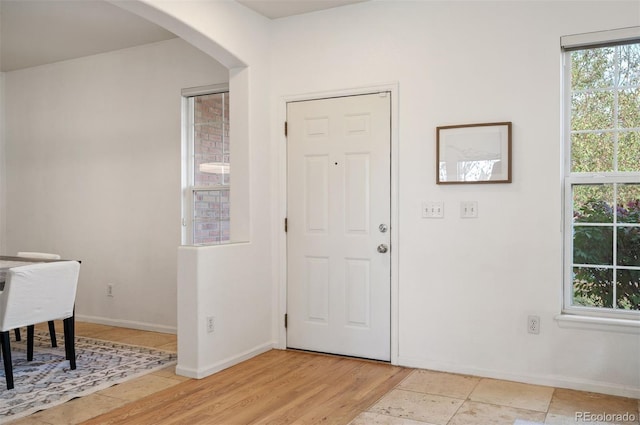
276,83,400,364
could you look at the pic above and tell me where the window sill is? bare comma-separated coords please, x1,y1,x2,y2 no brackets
555,314,640,334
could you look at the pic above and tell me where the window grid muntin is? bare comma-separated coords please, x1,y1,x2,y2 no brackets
564,42,640,319
567,180,640,317
182,87,230,246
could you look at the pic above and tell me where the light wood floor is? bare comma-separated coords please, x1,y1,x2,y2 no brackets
82,349,411,425
12,322,640,425
12,322,410,425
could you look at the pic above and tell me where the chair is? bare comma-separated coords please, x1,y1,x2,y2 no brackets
14,252,62,347
0,261,80,390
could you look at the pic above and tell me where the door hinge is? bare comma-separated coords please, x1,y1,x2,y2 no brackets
284,121,288,137
284,313,288,328
284,217,288,232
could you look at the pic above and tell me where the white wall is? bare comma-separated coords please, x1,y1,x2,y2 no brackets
0,71,5,255
113,0,276,378
271,1,640,397
3,0,639,398
0,0,3,255
4,38,228,332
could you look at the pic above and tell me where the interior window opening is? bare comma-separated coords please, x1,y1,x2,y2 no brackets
182,86,230,245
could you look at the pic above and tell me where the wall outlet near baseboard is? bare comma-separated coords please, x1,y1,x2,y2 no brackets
107,284,114,297
206,316,215,333
528,315,540,334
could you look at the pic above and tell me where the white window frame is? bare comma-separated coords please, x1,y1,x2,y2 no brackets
181,83,229,246
562,28,640,322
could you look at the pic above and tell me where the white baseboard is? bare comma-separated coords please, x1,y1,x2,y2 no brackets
176,342,275,379
397,356,640,399
75,314,176,335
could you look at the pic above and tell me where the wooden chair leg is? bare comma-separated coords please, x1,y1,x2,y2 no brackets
48,321,57,347
63,316,76,370
14,328,21,341
1,331,14,390
27,325,35,361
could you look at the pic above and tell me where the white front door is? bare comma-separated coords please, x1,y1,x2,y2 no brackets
286,93,391,361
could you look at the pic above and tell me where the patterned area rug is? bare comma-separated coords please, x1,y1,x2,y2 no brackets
0,330,177,422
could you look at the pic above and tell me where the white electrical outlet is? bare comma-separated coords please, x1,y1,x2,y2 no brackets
206,316,215,333
528,315,540,334
107,284,114,297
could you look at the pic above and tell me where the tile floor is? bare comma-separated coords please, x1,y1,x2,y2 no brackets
8,322,640,425
350,369,640,425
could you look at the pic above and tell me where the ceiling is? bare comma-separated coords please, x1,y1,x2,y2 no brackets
237,0,366,19
0,0,366,72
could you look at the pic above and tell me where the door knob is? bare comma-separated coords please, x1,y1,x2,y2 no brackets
377,244,388,254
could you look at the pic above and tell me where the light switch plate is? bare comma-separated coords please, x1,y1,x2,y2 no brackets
422,201,444,218
460,201,478,218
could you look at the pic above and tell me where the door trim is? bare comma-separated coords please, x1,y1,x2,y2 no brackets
276,83,400,364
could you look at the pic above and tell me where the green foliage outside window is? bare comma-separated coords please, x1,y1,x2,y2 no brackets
569,42,640,313
573,197,640,310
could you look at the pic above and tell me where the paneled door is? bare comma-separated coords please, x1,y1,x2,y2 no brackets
286,93,391,361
